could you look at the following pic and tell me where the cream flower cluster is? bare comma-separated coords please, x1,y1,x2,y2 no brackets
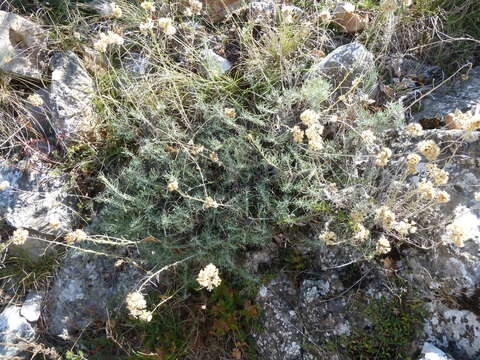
444,223,467,247
295,110,324,150
0,180,10,191
405,123,424,137
354,223,369,241
12,228,29,245
65,229,88,244
417,140,440,161
375,206,395,229
94,31,124,52
319,231,337,245
375,147,392,166
126,291,153,322
406,153,421,174
185,0,203,16
107,2,122,18
167,179,178,192
417,179,450,204
392,220,416,235
376,235,391,254
27,94,44,107
425,164,449,185
140,1,155,12
203,196,219,209
158,18,177,35
139,18,155,33
224,107,236,118
197,263,222,291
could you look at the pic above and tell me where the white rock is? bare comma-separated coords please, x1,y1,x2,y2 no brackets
49,51,96,138
0,10,45,79
21,292,43,323
0,306,35,357
201,49,232,77
419,343,455,360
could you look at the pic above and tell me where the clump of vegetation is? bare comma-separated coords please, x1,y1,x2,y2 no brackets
0,0,479,358
338,294,426,360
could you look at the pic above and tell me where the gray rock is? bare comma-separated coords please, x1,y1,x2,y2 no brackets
49,51,96,138
0,159,78,261
0,159,77,235
200,49,232,77
413,66,480,123
390,55,443,84
253,277,303,360
46,250,143,339
424,302,480,360
307,42,376,96
21,292,43,323
419,342,455,360
0,10,45,79
0,306,36,358
24,88,55,136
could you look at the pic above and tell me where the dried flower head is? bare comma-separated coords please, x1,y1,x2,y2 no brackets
406,153,421,174
417,140,440,161
475,192,480,201
197,263,221,291
94,31,124,52
140,1,155,12
0,180,10,191
393,220,415,235
444,223,467,247
167,179,178,192
191,145,205,155
354,223,369,241
27,94,44,107
360,130,376,146
351,210,366,224
158,17,176,35
319,231,337,245
319,9,332,22
281,5,296,24
65,229,87,244
305,124,324,139
425,164,449,185
186,0,203,15
435,190,451,204
11,228,29,245
417,180,436,200
126,291,152,322
380,0,397,12
405,123,424,137
139,18,155,33
375,147,393,167
375,206,396,229
292,126,304,143
224,107,236,118
308,137,324,151
376,235,391,254
203,196,219,209
300,109,319,126
209,152,219,162
109,2,122,18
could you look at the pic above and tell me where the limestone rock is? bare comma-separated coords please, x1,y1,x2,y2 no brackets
253,277,303,360
0,10,45,79
46,250,143,339
49,51,96,138
200,49,232,77
203,0,243,22
0,158,78,237
0,306,36,358
307,42,376,96
413,66,480,125
424,302,480,360
20,292,43,323
419,342,456,360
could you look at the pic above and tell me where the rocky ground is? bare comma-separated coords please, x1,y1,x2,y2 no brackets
0,0,480,359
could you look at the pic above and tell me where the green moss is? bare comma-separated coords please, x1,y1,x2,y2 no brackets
337,294,426,360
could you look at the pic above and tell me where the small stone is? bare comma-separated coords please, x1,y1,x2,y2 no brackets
0,306,36,358
201,49,232,77
21,292,43,323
